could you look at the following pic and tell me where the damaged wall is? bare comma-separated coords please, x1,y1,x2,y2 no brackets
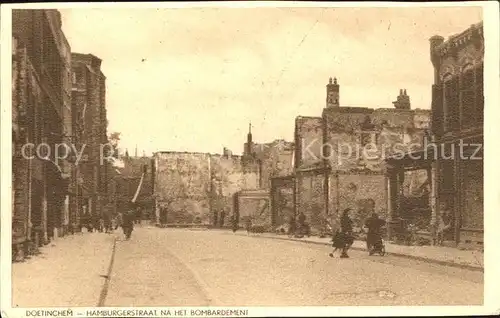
154,152,259,224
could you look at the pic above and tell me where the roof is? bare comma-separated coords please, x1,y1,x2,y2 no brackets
433,21,483,56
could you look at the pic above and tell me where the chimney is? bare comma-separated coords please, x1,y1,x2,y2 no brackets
393,89,411,110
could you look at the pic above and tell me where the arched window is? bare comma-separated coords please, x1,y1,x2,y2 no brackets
475,63,484,125
443,73,459,132
460,64,476,129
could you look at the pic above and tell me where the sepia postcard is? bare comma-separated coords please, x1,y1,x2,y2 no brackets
1,1,499,317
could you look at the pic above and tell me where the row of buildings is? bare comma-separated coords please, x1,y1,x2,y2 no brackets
11,9,112,260
150,22,483,249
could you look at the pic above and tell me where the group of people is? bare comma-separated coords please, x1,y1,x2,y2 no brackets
330,208,386,258
81,205,139,240
288,212,311,237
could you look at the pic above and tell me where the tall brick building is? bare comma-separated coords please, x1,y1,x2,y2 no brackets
12,9,73,256
429,22,484,248
385,22,483,249
293,78,431,232
71,53,110,226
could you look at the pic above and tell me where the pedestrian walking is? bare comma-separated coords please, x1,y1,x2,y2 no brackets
245,217,252,235
231,215,238,233
122,205,135,240
339,208,354,258
330,230,345,257
364,212,386,251
115,211,123,230
219,209,226,228
104,207,112,234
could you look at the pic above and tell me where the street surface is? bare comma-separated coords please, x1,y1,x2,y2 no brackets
104,226,483,306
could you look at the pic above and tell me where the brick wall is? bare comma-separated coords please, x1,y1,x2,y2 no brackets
12,46,31,244
72,53,108,218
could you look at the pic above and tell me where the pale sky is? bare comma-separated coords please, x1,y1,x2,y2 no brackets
59,5,482,156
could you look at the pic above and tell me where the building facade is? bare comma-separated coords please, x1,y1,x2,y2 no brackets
293,78,431,233
71,53,110,226
113,154,155,220
429,22,484,248
12,9,73,258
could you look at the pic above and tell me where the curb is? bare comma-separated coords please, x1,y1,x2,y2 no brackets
97,236,118,307
238,232,484,273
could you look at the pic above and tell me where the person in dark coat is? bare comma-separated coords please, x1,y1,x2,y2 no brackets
122,205,135,240
330,230,345,257
365,213,386,251
339,208,354,258
219,209,226,228
231,215,238,233
245,217,252,235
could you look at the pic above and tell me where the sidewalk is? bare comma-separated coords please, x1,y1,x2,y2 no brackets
230,231,484,272
12,231,117,307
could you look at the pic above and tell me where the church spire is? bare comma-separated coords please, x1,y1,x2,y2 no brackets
245,122,253,156
247,122,253,143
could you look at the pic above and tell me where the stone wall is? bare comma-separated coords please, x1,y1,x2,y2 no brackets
210,154,259,218
329,173,386,229
154,152,211,224
295,116,323,168
322,108,430,172
237,190,271,227
296,174,325,231
294,106,431,232
154,152,259,224
251,139,294,189
296,172,386,232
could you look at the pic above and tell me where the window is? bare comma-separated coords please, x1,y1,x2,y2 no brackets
440,144,455,192
431,84,444,136
444,77,459,132
460,66,476,129
475,64,484,125
72,71,77,84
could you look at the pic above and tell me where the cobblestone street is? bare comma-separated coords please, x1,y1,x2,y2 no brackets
108,227,482,306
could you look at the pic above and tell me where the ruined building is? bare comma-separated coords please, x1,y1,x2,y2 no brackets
291,78,431,232
243,123,295,189
153,149,260,226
